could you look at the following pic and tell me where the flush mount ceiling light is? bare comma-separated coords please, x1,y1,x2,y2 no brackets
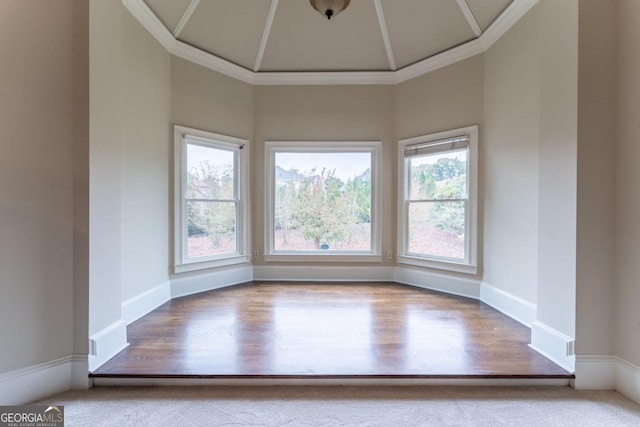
309,0,351,20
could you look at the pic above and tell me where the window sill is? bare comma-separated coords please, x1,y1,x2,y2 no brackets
174,254,250,274
264,253,383,263
397,255,477,275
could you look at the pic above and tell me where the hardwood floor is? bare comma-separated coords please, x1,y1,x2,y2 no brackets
92,282,572,378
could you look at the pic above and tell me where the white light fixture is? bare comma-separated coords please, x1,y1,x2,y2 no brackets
309,0,351,20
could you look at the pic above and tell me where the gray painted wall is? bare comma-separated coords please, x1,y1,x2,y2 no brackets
395,56,485,142
0,0,84,372
536,0,578,339
483,6,540,304
121,12,171,301
89,0,171,336
575,0,616,357
89,0,125,335
615,0,640,366
170,57,254,141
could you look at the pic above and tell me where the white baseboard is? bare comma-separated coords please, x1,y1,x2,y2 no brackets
393,266,480,299
0,354,88,405
88,319,128,372
529,320,575,373
616,357,640,405
70,354,91,390
574,355,616,389
480,282,536,327
573,355,640,405
122,281,171,325
253,265,394,282
170,265,253,298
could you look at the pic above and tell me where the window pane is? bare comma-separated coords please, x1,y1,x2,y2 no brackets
409,149,467,200
274,152,372,251
408,201,465,260
186,143,235,200
187,201,236,258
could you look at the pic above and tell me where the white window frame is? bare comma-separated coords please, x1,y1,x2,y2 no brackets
265,141,382,263
173,125,250,273
397,125,478,274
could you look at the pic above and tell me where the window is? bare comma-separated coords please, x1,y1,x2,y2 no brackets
265,141,381,262
174,125,249,273
398,126,478,274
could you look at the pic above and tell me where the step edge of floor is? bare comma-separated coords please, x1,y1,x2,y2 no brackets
90,373,574,379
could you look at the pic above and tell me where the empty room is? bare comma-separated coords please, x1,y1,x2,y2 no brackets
1,0,640,424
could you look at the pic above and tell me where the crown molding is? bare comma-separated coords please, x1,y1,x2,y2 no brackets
123,0,539,86
122,0,174,51
172,39,255,84
254,71,395,86
395,38,485,83
121,0,255,83
480,0,539,50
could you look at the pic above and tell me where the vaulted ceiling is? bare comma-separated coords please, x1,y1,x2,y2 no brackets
125,0,536,84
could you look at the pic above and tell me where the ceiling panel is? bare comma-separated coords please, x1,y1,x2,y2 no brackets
466,0,513,31
382,0,476,69
144,0,191,33
179,0,272,70
259,0,389,72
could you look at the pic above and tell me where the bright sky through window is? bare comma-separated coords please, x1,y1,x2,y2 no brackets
275,152,370,181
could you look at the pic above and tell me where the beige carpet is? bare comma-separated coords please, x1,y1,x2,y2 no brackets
36,386,640,426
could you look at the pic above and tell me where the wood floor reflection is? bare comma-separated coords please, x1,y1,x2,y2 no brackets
92,282,571,378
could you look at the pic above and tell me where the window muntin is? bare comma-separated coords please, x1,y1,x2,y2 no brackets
406,148,468,261
398,126,477,273
174,126,249,272
266,142,381,261
185,143,238,259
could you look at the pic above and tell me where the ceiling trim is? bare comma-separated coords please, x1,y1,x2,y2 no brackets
373,0,396,71
396,0,539,84
122,0,254,83
456,0,482,37
395,37,484,84
123,0,175,51
254,71,395,86
254,0,279,72
174,39,256,83
479,0,538,50
122,0,539,86
172,0,200,38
